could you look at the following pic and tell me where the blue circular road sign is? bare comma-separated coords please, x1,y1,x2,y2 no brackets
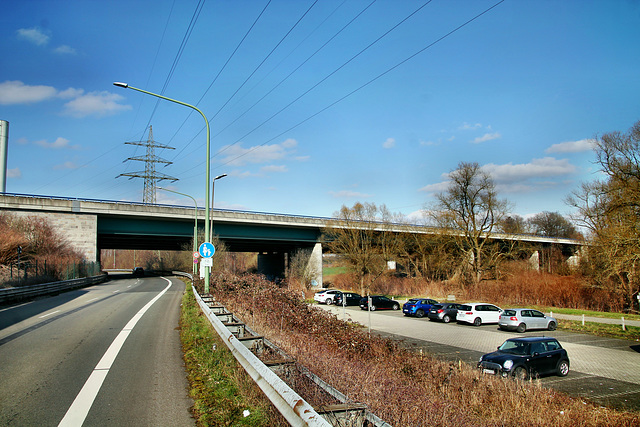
198,242,215,258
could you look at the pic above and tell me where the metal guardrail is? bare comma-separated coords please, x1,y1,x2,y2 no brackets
189,282,331,427
0,274,108,305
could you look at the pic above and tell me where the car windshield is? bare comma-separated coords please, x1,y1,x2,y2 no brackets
503,309,517,316
431,304,443,310
407,299,419,304
458,305,471,311
499,340,531,355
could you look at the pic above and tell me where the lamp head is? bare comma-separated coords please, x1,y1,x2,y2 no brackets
113,82,129,88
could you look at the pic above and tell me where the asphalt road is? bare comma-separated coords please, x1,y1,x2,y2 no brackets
320,304,640,412
0,275,194,426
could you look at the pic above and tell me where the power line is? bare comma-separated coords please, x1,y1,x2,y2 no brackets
168,0,273,161
182,0,507,177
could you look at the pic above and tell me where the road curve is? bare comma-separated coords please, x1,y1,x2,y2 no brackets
0,275,194,426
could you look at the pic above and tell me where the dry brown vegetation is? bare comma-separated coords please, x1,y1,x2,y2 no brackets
205,273,639,427
326,262,625,313
0,212,88,287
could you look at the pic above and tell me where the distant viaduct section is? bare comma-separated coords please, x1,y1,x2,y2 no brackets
0,193,583,283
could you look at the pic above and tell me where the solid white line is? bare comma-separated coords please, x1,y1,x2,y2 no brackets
39,310,61,319
58,277,172,427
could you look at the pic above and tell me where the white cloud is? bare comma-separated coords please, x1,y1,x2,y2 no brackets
0,80,57,105
63,91,131,117
329,190,372,199
260,165,288,173
54,161,80,170
7,168,22,178
420,157,577,195
57,88,84,99
545,139,596,153
34,137,75,149
459,122,482,130
383,137,396,149
472,132,501,144
53,45,77,55
16,27,50,46
418,181,450,193
219,139,298,166
483,157,575,182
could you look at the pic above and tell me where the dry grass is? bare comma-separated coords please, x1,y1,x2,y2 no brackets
207,273,639,427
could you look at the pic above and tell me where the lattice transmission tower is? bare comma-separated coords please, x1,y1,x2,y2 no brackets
117,126,178,203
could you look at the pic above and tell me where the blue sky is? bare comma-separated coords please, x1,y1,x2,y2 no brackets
1,0,639,222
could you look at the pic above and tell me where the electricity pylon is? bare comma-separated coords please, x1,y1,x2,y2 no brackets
117,126,178,203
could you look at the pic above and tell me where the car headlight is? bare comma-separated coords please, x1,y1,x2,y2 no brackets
503,360,513,370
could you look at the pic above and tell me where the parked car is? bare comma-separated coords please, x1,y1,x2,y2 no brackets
359,295,400,311
132,267,144,277
334,291,363,306
313,289,341,304
456,303,502,326
427,303,461,323
402,298,438,318
499,308,558,332
478,337,570,380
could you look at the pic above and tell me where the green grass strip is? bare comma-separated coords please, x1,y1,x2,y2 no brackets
558,319,640,341
180,286,284,426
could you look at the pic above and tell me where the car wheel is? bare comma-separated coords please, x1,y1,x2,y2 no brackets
326,298,333,305
416,309,424,318
370,305,376,311
513,366,528,380
516,323,527,333
557,360,570,377
392,303,400,311
443,315,451,323
548,321,557,331
473,317,482,327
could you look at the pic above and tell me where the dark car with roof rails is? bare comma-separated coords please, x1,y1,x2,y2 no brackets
334,291,363,306
478,337,570,380
427,303,461,323
359,295,400,311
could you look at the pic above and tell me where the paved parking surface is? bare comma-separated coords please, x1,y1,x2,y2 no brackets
320,305,640,412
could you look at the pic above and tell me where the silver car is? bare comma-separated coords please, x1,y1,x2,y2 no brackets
499,308,557,333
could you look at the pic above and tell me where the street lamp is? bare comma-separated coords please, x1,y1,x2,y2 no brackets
114,82,213,293
210,173,227,239
157,187,198,275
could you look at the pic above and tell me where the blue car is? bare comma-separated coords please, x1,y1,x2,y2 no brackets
402,298,438,318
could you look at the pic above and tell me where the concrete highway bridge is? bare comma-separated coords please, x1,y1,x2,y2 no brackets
0,193,582,284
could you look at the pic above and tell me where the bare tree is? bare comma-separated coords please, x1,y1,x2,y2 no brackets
567,120,640,312
431,162,510,283
323,202,399,295
286,248,321,290
528,211,579,239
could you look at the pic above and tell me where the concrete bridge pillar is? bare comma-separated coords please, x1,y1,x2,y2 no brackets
529,251,540,271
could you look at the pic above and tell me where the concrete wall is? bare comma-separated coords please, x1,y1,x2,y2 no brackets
5,210,98,262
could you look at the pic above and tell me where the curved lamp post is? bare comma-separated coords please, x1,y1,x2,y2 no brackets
157,187,198,275
210,173,227,239
114,82,213,293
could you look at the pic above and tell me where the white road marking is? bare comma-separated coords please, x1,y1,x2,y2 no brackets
86,298,98,303
113,290,120,293
58,277,173,427
39,310,60,319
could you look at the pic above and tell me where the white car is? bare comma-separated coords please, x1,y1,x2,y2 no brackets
313,289,341,304
456,303,503,326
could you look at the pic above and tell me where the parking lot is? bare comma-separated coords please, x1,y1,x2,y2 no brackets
319,304,640,412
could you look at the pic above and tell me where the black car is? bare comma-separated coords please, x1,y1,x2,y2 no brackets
478,337,570,380
132,267,144,277
334,291,363,306
427,303,461,323
359,295,400,311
